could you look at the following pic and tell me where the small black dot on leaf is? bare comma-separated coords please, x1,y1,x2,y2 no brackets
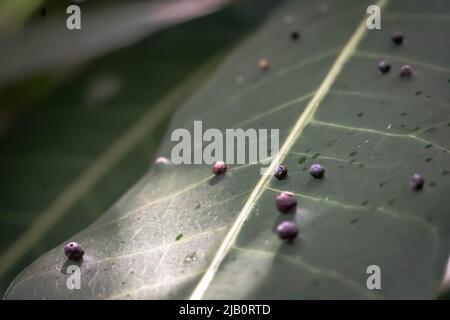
378,60,391,74
176,234,183,241
391,31,404,45
290,31,300,40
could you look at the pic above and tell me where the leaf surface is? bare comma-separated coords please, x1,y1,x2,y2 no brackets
5,0,450,299
0,0,277,296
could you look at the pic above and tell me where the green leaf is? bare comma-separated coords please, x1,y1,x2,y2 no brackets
0,0,230,86
0,0,278,296
5,0,450,299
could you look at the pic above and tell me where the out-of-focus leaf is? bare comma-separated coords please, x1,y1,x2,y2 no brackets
0,0,231,86
0,0,279,296
5,0,450,299
0,0,44,36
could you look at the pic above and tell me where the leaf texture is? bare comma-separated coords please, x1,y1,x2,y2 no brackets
5,0,450,299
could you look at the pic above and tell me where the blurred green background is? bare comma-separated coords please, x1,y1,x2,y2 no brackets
0,0,278,296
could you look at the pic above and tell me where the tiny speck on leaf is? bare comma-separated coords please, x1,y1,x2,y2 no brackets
400,65,412,77
259,58,270,71
290,30,300,40
357,112,364,117
350,218,359,224
176,234,183,241
298,156,307,164
425,158,433,162
349,151,357,157
415,91,422,96
410,173,425,191
425,144,432,149
361,200,368,206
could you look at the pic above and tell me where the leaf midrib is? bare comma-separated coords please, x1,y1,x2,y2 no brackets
189,0,389,300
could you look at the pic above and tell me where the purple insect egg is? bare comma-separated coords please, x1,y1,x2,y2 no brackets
274,164,288,180
410,173,425,191
276,191,298,213
400,65,412,77
378,60,391,74
64,242,85,261
155,156,170,165
309,163,325,179
277,221,298,241
212,161,227,175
